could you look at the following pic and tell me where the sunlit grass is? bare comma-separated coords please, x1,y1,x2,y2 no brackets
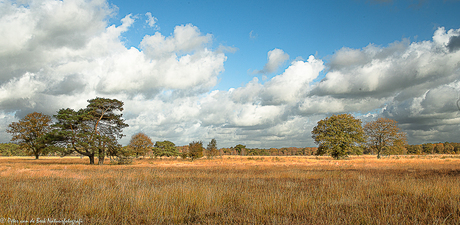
1,155,459,224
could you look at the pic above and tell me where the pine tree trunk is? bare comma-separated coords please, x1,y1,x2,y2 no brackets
98,148,105,165
89,155,95,165
35,154,39,159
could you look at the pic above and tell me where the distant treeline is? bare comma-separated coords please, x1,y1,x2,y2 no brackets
0,143,27,156
403,142,460,155
217,142,460,156
217,147,319,156
2,142,459,157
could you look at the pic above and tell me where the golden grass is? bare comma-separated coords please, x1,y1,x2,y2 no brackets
1,155,460,224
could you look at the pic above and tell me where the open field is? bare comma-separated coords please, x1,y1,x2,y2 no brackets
1,155,460,224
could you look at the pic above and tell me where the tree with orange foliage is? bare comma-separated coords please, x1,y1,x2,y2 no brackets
129,132,153,158
188,141,203,161
364,118,407,159
6,112,52,159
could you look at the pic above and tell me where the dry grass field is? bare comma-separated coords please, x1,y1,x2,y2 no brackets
1,155,460,224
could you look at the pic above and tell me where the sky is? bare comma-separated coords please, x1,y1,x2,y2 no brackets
1,0,460,148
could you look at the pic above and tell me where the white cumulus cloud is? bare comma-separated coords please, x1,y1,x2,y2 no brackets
253,48,289,74
1,0,460,148
145,12,159,29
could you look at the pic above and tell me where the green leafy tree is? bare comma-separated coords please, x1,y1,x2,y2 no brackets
234,144,246,155
444,143,454,154
206,138,218,159
364,118,407,159
53,98,128,165
188,141,203,161
107,145,134,165
153,140,179,158
316,145,328,156
129,133,153,158
434,143,445,154
0,143,26,156
422,143,434,154
453,143,460,154
311,114,365,159
407,144,422,155
6,112,53,159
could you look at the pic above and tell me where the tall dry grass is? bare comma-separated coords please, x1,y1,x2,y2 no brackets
0,155,459,224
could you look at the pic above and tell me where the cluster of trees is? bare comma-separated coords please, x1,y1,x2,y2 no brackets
125,133,181,159
312,114,411,159
219,146,318,156
0,143,27,156
4,102,459,163
125,132,180,159
6,97,128,164
3,140,458,158
405,142,460,155
125,134,220,161
3,97,219,164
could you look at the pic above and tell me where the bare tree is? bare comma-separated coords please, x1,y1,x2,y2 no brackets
364,118,407,159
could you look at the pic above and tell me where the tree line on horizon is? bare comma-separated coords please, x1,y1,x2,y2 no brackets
3,98,460,164
2,138,460,160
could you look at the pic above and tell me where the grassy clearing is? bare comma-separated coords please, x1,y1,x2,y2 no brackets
1,155,459,224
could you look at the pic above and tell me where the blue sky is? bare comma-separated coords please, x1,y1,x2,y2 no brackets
1,0,460,148
109,0,460,90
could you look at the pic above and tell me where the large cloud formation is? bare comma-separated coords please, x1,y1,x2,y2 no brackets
0,0,459,148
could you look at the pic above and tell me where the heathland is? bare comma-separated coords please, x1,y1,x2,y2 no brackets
1,155,459,224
